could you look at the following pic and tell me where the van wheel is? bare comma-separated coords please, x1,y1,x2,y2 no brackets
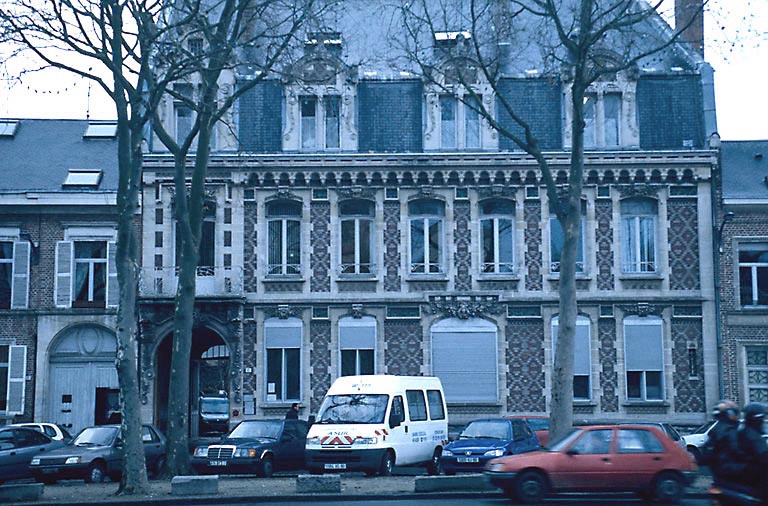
379,450,394,476
427,448,441,475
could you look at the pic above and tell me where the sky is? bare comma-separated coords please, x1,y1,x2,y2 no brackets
0,2,766,141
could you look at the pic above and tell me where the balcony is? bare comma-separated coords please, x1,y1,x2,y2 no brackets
139,266,243,298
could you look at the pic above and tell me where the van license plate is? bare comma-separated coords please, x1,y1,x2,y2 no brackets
457,457,479,463
209,460,228,466
324,463,346,470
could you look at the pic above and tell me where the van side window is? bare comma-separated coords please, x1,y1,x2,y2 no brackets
405,390,428,421
426,389,445,420
390,396,405,427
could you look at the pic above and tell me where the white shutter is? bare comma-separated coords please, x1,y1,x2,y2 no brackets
6,345,27,415
54,241,73,308
11,241,30,309
106,241,119,307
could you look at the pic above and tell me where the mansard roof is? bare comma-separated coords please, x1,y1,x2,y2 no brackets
0,119,118,192
722,140,768,201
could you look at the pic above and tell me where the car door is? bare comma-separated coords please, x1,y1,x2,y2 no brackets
554,428,615,490
387,395,409,465
141,426,163,469
276,420,306,470
8,429,54,481
511,420,539,454
0,429,22,480
610,428,669,489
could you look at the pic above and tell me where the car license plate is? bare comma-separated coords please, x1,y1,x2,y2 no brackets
324,463,346,470
209,460,228,467
457,457,479,463
42,468,59,474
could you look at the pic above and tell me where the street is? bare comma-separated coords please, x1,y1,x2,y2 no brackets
206,497,713,506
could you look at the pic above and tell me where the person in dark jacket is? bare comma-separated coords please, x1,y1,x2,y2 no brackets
737,402,768,502
285,402,300,419
703,400,747,485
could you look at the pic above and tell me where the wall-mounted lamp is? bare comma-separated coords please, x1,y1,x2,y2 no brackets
19,231,40,265
717,211,735,254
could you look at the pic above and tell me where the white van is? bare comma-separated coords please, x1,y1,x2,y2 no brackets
305,375,448,476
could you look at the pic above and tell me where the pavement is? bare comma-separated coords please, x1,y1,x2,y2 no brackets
5,469,715,506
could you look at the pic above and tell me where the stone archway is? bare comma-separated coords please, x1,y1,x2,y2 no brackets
48,325,118,434
154,327,230,437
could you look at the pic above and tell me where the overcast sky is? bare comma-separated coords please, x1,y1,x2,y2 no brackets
0,2,765,141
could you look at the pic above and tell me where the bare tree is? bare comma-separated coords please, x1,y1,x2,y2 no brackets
0,0,195,494
147,0,315,475
398,0,706,442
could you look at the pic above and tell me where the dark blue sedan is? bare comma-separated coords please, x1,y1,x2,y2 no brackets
440,418,540,475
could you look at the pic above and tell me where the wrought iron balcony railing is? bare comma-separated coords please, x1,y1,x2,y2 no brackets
139,266,243,297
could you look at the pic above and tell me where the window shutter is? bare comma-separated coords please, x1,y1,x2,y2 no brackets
11,241,30,309
107,241,119,307
6,345,27,415
54,241,73,308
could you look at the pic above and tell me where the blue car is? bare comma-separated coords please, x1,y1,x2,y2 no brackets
440,418,540,475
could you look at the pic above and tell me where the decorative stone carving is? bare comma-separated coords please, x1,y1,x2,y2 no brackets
265,188,300,202
351,304,364,319
619,302,666,317
428,295,502,319
477,186,516,200
617,183,662,198
335,187,377,200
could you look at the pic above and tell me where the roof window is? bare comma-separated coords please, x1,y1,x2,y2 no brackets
63,169,103,188
0,120,19,137
83,122,117,138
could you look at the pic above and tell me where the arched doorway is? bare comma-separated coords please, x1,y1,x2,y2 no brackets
154,327,230,437
48,325,118,435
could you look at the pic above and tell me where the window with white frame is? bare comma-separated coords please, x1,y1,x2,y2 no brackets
552,316,592,400
267,200,301,276
0,239,30,310
431,317,498,403
480,199,514,274
583,92,621,148
621,198,657,273
265,318,302,402
0,344,27,415
738,243,768,307
300,95,340,150
339,199,374,275
745,347,768,403
339,316,375,376
409,199,445,274
439,93,483,150
624,316,664,401
550,201,585,273
55,233,117,308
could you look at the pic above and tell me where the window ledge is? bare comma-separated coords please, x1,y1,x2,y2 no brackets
619,273,663,281
263,275,304,283
546,273,592,281
406,275,449,282
573,400,596,406
478,273,520,281
622,401,669,407
738,306,768,312
336,275,378,282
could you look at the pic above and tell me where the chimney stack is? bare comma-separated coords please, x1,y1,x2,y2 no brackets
675,0,704,58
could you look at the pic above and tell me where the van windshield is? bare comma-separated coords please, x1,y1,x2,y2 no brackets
317,394,389,424
201,398,229,414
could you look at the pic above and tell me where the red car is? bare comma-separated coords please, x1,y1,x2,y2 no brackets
484,424,697,504
520,416,550,446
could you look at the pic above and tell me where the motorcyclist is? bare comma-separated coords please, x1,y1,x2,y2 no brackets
737,402,768,503
702,400,747,485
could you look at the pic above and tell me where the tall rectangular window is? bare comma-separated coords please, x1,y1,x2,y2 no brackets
0,344,8,412
604,93,621,146
73,241,107,307
550,202,585,274
265,318,302,402
409,200,445,274
267,200,302,276
339,316,376,376
300,96,317,149
339,200,374,275
738,243,768,307
480,199,514,273
621,198,657,273
174,84,195,147
440,95,456,149
464,95,481,148
0,242,11,309
624,316,664,401
300,95,341,151
746,347,768,403
324,96,340,149
583,93,597,147
552,316,591,400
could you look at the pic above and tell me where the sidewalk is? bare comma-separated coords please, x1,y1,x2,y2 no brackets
7,470,714,506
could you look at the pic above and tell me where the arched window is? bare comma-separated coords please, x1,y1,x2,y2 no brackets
552,315,591,400
339,199,374,275
409,199,445,274
264,317,302,402
266,200,302,275
338,316,376,376
620,198,657,273
623,316,664,401
480,199,514,274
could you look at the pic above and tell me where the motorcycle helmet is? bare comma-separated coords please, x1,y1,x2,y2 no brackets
742,402,766,429
712,400,739,421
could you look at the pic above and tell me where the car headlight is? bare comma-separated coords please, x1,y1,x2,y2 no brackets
486,462,505,472
193,446,209,458
234,448,258,458
30,458,40,466
65,456,82,465
484,449,504,457
442,449,453,457
352,437,378,445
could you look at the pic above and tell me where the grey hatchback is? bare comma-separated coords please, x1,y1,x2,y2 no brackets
0,426,66,483
29,424,165,483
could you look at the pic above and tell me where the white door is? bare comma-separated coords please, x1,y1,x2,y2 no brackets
387,395,412,465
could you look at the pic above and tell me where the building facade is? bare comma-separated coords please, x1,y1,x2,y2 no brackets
717,140,768,407
137,0,720,430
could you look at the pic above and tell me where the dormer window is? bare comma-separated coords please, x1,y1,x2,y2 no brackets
584,92,621,147
300,95,340,150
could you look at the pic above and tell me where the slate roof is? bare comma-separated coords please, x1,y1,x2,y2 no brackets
0,119,118,192
722,140,768,200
